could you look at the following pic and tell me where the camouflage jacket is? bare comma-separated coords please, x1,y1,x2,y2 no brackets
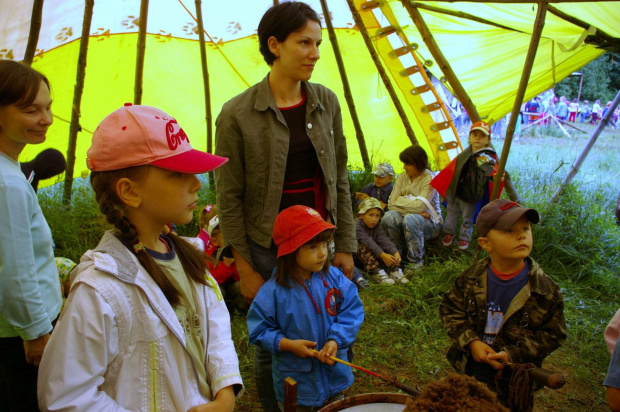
439,257,567,373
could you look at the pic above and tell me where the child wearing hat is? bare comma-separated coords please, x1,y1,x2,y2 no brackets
356,198,407,284
432,121,498,250
247,205,364,410
355,162,395,211
439,199,566,403
197,205,247,312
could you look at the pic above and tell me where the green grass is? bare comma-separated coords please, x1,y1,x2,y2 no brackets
40,123,620,411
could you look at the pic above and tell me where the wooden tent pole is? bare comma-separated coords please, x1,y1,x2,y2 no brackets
318,0,370,168
63,0,94,204
194,0,215,189
24,0,44,65
345,0,418,146
134,0,149,105
549,89,620,204
404,2,479,123
491,2,547,201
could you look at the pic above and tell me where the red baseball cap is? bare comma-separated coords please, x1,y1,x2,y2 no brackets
86,104,228,173
273,206,335,258
470,121,491,136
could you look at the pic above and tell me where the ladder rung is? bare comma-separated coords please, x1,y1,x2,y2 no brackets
360,1,379,10
421,102,442,113
400,66,421,76
439,141,460,151
410,84,430,94
389,44,418,58
376,26,397,37
430,121,452,132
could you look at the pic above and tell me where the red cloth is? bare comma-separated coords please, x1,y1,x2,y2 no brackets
197,229,239,285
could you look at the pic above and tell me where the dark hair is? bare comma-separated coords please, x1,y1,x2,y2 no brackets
0,60,50,108
399,145,429,172
275,229,332,287
90,166,209,307
258,1,321,66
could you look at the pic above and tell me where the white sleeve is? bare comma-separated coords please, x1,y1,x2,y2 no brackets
204,278,244,399
38,282,130,412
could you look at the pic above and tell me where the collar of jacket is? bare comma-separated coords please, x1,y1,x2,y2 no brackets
468,256,553,296
254,73,326,114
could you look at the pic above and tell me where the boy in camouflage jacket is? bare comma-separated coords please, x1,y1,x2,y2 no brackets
439,200,566,388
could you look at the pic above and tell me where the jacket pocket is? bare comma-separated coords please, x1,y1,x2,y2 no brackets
330,348,351,386
277,353,315,396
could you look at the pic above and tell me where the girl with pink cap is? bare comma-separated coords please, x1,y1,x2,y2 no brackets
38,104,243,411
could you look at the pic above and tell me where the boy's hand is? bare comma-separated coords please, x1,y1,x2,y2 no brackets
488,351,510,368
316,340,338,365
380,252,397,266
280,338,317,358
222,257,235,267
355,192,368,200
468,339,505,370
420,211,431,219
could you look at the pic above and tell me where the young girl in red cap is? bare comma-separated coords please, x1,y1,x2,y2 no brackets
247,205,364,411
38,104,243,411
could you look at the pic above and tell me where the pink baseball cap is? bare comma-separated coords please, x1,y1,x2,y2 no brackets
470,121,491,136
86,103,228,173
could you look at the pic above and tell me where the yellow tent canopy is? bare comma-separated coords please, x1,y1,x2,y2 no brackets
2,0,619,187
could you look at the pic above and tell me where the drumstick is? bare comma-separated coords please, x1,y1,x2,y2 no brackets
309,349,421,396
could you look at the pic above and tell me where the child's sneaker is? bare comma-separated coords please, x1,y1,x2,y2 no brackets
390,268,409,284
374,269,395,285
355,277,370,289
442,234,454,247
458,240,470,250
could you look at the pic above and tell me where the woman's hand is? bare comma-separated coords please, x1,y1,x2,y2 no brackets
188,386,235,412
23,333,50,366
232,248,264,303
333,252,354,279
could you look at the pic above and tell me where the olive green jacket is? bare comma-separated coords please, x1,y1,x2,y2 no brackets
439,257,567,372
214,75,357,265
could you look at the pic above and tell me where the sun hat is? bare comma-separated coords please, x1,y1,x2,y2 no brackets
469,121,491,136
358,197,384,215
207,216,220,237
272,206,335,258
476,199,539,237
86,103,228,173
372,162,394,178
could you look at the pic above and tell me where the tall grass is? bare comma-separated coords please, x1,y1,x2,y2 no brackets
39,126,619,411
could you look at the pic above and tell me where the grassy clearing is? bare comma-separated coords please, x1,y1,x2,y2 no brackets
41,123,619,411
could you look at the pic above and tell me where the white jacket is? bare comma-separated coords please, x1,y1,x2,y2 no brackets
38,232,243,411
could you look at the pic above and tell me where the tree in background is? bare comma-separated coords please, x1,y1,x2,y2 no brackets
555,52,619,102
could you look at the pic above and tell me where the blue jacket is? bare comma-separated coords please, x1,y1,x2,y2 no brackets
247,266,364,407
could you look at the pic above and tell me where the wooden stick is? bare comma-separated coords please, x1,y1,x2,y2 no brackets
63,0,94,204
491,2,548,200
134,0,149,105
319,0,370,168
194,0,215,189
23,0,44,65
403,2,480,123
283,377,297,412
345,0,419,146
547,5,620,52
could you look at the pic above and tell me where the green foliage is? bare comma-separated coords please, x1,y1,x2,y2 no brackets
555,52,618,102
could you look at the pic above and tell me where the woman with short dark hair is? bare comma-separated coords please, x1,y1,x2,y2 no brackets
215,2,357,410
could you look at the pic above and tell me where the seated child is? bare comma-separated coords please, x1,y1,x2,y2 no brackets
439,199,566,403
355,162,394,211
433,121,498,250
247,206,364,411
356,198,408,285
604,310,620,412
197,205,247,312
